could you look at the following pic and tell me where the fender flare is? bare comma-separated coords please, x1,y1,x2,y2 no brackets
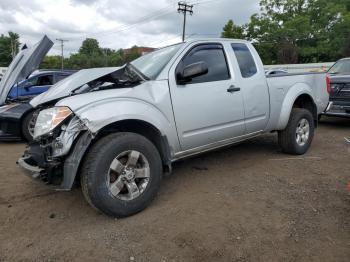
276,83,315,130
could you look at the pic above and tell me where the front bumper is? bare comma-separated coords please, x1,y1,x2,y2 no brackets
17,143,63,187
17,157,45,179
17,131,93,191
321,101,350,118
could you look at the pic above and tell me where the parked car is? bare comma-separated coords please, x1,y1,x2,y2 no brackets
265,69,288,76
17,38,329,218
0,36,76,141
322,58,350,118
7,70,75,101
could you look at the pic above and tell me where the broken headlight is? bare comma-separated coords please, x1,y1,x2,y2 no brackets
33,107,72,139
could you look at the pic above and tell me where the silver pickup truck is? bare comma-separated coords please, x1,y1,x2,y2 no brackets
17,38,329,217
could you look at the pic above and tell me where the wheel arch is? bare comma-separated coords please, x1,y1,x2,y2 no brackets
276,85,317,130
62,119,173,190
292,94,318,126
95,119,173,170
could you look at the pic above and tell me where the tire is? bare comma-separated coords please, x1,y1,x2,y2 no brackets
81,132,162,218
21,111,37,142
278,108,314,155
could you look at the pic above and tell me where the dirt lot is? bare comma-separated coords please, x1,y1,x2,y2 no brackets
0,117,349,262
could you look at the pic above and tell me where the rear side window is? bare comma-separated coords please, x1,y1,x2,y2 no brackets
56,74,69,83
37,75,53,86
180,44,230,84
231,43,257,78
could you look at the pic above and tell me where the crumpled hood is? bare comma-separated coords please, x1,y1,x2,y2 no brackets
30,66,123,107
0,35,53,105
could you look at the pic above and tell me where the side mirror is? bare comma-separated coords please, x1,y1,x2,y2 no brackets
22,81,33,90
177,61,209,84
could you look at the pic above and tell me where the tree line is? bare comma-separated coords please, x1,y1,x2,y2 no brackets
221,0,350,64
0,0,349,68
0,34,142,70
41,38,142,69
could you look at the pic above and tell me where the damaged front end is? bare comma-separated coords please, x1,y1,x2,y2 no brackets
18,110,92,190
17,64,147,190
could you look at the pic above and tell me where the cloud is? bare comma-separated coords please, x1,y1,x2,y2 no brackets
0,0,260,56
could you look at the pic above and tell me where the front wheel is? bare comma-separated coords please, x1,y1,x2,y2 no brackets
278,108,315,155
81,132,162,218
22,110,38,142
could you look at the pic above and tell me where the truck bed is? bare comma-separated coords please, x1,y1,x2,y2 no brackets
265,72,329,130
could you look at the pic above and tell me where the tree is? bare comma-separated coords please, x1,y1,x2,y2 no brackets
79,38,102,56
343,36,350,57
221,20,245,39
8,32,20,58
223,0,350,64
0,32,21,67
40,55,62,69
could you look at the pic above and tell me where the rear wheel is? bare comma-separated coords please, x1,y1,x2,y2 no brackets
278,108,314,155
81,132,162,218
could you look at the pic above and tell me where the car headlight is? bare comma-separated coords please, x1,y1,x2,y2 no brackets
331,84,340,90
34,107,72,139
0,103,20,114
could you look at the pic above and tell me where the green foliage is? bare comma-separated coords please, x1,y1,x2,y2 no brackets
79,38,102,56
221,20,245,39
222,0,350,64
0,32,20,67
41,55,62,69
41,39,141,70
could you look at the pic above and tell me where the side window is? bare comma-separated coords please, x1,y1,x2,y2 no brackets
25,76,39,87
231,43,257,78
37,75,53,86
179,44,230,84
55,74,69,83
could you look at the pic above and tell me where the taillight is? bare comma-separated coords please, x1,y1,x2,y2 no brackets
326,75,331,94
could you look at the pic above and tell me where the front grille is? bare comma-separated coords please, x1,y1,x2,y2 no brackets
331,84,350,100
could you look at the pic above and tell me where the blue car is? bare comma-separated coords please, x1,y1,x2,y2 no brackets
7,70,75,101
0,36,77,141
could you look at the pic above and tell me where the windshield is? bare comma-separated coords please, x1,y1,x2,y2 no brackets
131,43,183,79
328,59,350,75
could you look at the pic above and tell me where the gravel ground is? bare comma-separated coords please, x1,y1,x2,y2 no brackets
0,117,349,262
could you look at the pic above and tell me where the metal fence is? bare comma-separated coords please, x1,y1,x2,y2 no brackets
264,62,335,73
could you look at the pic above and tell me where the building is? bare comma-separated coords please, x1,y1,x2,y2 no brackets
123,46,156,56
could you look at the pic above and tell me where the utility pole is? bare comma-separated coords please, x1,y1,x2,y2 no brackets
10,39,14,59
56,38,69,70
177,1,193,42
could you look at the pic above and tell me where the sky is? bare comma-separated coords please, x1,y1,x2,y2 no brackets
0,0,260,56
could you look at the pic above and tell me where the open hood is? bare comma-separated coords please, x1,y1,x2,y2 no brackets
30,67,123,107
0,35,53,105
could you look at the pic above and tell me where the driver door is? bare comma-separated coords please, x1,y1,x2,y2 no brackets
20,74,53,97
169,43,246,151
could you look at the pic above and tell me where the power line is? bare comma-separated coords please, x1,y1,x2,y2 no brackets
64,5,175,42
178,2,194,42
56,38,69,70
190,0,223,6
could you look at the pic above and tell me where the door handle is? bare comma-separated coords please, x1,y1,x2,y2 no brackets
227,85,241,93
